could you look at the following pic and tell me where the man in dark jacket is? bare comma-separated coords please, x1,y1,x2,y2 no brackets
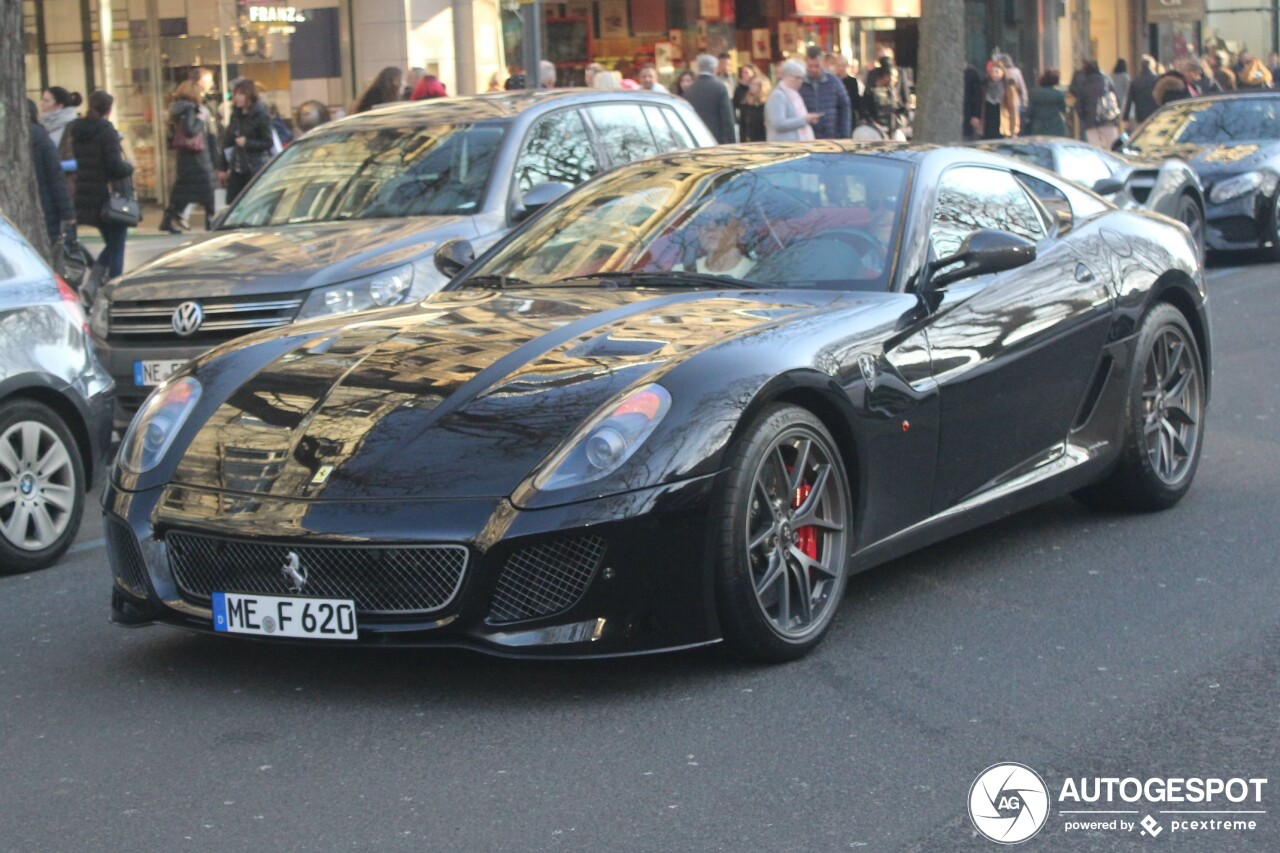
28,99,75,248
1124,55,1160,127
685,53,736,144
800,46,851,139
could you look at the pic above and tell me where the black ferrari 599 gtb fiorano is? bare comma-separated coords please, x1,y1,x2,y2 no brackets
104,143,1209,662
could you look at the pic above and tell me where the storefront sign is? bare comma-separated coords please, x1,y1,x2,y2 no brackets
791,0,920,17
1145,0,1205,23
247,6,306,24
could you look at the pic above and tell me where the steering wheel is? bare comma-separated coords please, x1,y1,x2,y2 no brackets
821,228,886,260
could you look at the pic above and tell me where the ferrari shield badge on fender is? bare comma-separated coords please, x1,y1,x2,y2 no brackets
858,353,878,391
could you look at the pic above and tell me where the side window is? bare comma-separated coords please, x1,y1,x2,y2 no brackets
1057,145,1113,188
514,109,600,195
662,108,697,148
644,106,684,152
929,167,1047,260
587,104,660,166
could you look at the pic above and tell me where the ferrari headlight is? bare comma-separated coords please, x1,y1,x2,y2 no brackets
1209,171,1263,204
296,264,414,320
116,376,202,475
534,384,672,491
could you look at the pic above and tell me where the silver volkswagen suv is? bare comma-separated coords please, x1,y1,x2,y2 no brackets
91,89,714,426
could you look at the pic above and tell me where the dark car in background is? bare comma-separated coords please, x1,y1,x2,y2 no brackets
0,217,114,573
103,145,1208,662
973,136,1205,253
90,90,715,426
1118,92,1280,256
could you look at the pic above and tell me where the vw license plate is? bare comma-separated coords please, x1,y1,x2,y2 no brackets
212,592,358,640
134,359,187,386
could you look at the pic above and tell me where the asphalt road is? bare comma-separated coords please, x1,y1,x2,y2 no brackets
2,258,1276,852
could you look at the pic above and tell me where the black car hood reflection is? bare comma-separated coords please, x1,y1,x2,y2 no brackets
172,286,851,501
105,218,477,301
1130,140,1280,178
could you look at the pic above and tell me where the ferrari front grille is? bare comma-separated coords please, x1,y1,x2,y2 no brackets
166,532,468,615
105,518,150,598
487,535,607,624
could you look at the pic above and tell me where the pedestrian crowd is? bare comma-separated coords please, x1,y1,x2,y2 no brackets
30,43,1278,282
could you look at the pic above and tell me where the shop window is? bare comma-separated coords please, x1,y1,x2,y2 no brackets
514,109,600,195
587,104,659,167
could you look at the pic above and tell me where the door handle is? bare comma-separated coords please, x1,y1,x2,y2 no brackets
1075,263,1095,283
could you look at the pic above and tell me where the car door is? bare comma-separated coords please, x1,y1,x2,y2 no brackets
922,165,1114,512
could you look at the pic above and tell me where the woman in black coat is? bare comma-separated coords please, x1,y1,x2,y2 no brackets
219,79,274,205
161,79,217,232
68,91,133,278
28,99,75,248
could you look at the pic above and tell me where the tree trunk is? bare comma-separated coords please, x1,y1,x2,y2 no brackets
0,0,52,261
914,0,966,145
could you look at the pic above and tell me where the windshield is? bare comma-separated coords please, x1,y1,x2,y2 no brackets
465,154,911,293
1130,96,1280,148
221,123,505,228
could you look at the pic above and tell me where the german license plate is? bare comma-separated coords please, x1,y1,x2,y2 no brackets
134,359,187,386
212,592,358,640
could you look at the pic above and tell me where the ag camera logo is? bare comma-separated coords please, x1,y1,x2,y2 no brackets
969,763,1050,844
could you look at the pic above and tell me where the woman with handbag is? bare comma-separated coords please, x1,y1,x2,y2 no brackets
160,80,216,233
1070,60,1121,149
218,79,274,205
68,91,134,279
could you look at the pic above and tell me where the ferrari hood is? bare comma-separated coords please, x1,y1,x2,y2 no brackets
1129,140,1280,179
105,218,480,301
171,287,848,501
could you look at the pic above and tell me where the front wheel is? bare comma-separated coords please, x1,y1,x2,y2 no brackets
1075,303,1205,512
712,404,853,662
1175,193,1205,264
0,400,86,573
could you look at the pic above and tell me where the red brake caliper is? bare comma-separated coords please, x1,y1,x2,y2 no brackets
792,483,818,560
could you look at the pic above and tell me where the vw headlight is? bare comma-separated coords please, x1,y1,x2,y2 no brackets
116,376,202,475
1209,171,1263,204
296,264,415,320
534,384,672,491
89,289,110,338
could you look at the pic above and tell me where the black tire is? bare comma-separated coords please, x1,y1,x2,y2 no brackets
0,400,86,574
712,404,853,662
1268,192,1280,262
1175,193,1205,265
1074,303,1205,512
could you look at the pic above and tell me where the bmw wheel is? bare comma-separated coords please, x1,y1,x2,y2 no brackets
713,404,852,662
0,400,86,573
1075,303,1205,512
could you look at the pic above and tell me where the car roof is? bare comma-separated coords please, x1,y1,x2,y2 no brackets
321,89,694,131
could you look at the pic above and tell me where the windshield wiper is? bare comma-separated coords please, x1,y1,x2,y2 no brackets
456,274,534,290
554,271,756,289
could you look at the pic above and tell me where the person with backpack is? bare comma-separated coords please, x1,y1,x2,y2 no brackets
160,79,216,233
1070,59,1121,149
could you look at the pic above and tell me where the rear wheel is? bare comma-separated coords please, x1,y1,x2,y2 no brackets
713,405,852,662
0,400,85,574
1074,303,1205,512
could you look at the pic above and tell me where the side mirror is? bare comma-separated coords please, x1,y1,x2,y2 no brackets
434,237,475,278
511,181,572,223
928,229,1037,290
1092,177,1125,196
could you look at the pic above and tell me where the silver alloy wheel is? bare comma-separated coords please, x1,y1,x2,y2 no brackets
0,420,77,551
1178,197,1204,262
744,427,848,640
1141,325,1203,486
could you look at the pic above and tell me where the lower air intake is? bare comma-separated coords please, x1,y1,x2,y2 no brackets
105,518,150,598
487,535,607,624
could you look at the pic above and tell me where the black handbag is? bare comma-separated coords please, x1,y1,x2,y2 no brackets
101,177,142,227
